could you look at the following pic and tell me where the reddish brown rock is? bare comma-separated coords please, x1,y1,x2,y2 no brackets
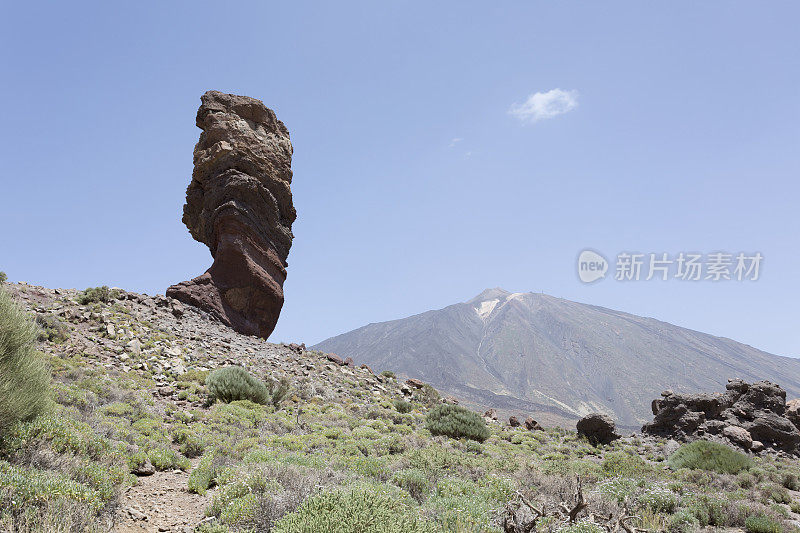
406,378,425,389
167,91,295,339
524,417,543,431
508,416,521,427
326,353,345,366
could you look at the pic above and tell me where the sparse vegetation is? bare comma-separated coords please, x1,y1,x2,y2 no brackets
668,440,753,474
0,272,6,283
425,404,490,442
2,282,800,533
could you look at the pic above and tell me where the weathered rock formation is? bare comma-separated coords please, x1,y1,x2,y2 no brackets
167,91,295,339
576,413,620,445
642,379,800,455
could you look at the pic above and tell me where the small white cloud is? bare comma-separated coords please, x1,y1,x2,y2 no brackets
448,137,463,148
509,88,579,123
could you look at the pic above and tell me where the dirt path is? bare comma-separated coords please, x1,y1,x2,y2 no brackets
113,466,210,533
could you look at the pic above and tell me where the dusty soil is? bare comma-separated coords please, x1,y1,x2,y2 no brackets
113,464,210,533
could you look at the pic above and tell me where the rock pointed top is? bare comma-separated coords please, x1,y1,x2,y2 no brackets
467,287,512,304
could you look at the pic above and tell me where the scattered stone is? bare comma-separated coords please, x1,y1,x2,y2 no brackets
127,338,142,355
484,408,498,421
723,425,753,449
167,91,296,340
133,460,156,476
576,413,621,445
509,416,521,427
171,301,185,318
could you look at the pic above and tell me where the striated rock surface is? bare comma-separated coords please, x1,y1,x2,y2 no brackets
642,379,800,455
167,91,295,339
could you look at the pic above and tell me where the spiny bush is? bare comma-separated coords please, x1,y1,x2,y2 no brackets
744,515,783,533
206,366,270,405
601,451,652,477
0,272,6,283
35,313,69,343
782,472,800,490
380,370,395,379
394,399,413,414
272,484,435,533
0,288,50,432
76,286,119,305
668,440,752,474
425,404,490,443
267,377,290,408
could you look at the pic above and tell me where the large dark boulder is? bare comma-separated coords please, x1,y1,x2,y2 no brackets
576,413,620,445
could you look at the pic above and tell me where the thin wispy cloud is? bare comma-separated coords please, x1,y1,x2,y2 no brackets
448,137,463,148
509,88,579,123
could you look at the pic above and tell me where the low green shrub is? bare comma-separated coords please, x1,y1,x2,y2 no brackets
391,468,431,502
667,510,700,533
782,472,800,491
206,366,270,405
172,427,206,458
189,452,225,495
147,447,190,471
0,288,51,432
272,485,435,533
267,377,290,408
380,371,395,379
601,451,651,477
425,404,489,443
767,486,791,504
0,272,6,283
744,515,783,533
35,313,69,343
394,399,413,414
76,286,117,305
668,440,752,474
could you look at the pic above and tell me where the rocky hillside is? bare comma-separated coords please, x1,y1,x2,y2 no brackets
4,282,800,532
314,288,800,429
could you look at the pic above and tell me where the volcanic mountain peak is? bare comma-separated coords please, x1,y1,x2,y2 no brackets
314,288,800,428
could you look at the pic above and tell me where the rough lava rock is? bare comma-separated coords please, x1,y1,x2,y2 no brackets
167,91,295,339
576,413,621,445
642,379,800,455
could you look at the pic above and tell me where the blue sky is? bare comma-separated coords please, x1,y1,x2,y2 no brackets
2,2,799,356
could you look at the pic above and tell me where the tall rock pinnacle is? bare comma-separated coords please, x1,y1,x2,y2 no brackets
167,91,296,338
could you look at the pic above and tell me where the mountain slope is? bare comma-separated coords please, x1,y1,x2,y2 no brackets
313,288,800,427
